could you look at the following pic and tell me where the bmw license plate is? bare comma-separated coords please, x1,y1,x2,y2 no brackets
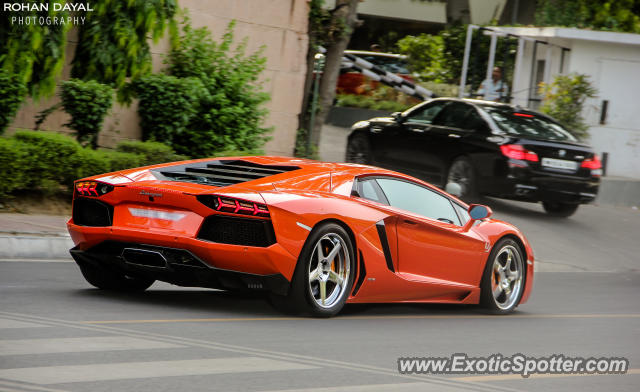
541,157,578,171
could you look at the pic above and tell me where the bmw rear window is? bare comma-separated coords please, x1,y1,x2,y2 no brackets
480,106,577,142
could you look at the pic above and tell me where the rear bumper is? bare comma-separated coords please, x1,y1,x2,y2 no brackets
483,165,600,204
70,241,290,295
67,220,299,284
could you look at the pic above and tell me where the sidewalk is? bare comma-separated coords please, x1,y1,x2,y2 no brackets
0,214,73,259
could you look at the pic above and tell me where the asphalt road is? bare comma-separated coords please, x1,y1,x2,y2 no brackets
1,200,639,392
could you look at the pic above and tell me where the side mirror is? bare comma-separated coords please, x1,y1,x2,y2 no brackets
445,182,462,197
463,204,492,231
469,204,492,220
391,112,404,123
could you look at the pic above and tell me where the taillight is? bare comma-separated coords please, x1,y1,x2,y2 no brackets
75,181,113,197
500,144,539,162
197,195,270,217
581,155,601,170
581,155,602,176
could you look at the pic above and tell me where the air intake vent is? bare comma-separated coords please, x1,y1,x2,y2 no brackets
197,216,276,247
155,160,300,187
72,198,114,227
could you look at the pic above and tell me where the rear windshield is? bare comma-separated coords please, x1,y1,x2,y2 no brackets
480,106,577,142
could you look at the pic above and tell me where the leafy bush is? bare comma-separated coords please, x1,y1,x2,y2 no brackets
115,140,188,164
12,130,87,189
539,73,597,140
60,79,114,148
0,70,28,135
0,131,186,200
128,74,206,145
165,18,271,157
0,138,27,198
335,94,411,113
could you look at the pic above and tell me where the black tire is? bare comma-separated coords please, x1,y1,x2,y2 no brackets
346,134,372,164
446,156,477,201
271,222,356,317
77,261,154,292
542,201,579,217
479,238,526,314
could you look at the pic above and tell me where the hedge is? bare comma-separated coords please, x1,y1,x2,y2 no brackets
0,131,187,200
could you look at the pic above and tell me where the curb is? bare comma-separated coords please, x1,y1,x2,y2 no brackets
0,235,73,259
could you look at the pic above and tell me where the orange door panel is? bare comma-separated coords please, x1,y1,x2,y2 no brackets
395,211,487,286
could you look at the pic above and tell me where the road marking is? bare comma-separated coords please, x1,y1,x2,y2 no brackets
0,336,181,356
0,357,317,385
0,312,512,392
0,318,48,329
80,313,640,324
0,380,69,392
263,382,468,392
453,368,640,382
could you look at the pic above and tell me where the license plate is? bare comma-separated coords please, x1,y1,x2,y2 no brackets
541,157,578,171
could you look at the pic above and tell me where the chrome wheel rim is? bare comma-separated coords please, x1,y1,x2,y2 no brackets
447,160,473,196
308,233,350,309
491,245,524,310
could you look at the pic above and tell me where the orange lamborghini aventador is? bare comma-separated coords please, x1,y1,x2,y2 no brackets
68,156,534,317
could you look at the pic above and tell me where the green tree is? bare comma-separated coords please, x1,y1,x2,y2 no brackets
535,0,640,33
0,70,27,135
539,73,597,140
71,0,177,88
0,1,70,98
165,17,271,157
395,33,447,82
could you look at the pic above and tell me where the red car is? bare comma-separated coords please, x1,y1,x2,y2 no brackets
68,156,534,317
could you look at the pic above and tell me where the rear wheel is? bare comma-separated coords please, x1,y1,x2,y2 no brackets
271,223,355,317
480,238,525,314
77,261,154,292
542,201,579,217
447,156,477,200
346,134,372,164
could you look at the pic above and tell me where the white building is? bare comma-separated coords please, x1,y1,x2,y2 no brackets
472,27,640,179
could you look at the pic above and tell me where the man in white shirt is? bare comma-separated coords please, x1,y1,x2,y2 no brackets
477,67,508,102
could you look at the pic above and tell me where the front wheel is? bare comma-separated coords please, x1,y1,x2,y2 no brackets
77,261,154,292
346,134,372,164
480,238,526,314
447,156,477,201
542,201,579,217
273,223,355,317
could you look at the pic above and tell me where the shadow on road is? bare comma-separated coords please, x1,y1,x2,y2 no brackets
72,287,519,318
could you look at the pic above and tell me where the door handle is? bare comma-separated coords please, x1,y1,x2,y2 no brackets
410,127,425,133
403,219,417,225
371,126,383,133
448,133,461,138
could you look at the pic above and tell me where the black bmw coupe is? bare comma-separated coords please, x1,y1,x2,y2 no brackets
346,98,601,217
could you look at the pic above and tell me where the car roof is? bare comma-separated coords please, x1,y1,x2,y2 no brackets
408,97,541,115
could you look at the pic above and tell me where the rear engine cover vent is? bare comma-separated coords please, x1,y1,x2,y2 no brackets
155,160,300,187
197,216,276,247
73,198,114,227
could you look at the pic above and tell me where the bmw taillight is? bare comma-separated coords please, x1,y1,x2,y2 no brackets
500,144,539,162
197,195,270,217
75,181,114,197
581,155,602,176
